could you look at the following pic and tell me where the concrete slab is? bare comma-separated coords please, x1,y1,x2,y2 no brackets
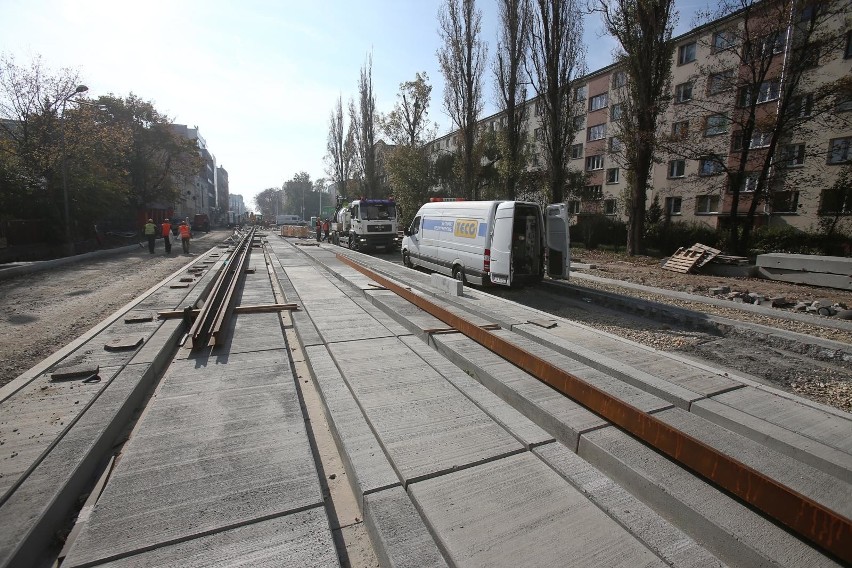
431,333,606,450
756,253,852,275
408,452,666,568
533,443,725,568
364,486,449,568
579,426,843,568
63,349,324,567
327,337,523,484
400,336,553,449
90,507,339,567
303,345,401,506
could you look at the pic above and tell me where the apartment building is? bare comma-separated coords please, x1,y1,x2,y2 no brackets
425,0,851,233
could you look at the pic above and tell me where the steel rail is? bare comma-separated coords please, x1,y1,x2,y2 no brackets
188,229,255,348
336,253,852,564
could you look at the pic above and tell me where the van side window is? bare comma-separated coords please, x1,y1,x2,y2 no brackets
410,216,421,235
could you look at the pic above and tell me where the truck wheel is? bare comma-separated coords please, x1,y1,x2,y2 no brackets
348,234,357,250
452,265,467,286
333,233,339,246
403,250,413,268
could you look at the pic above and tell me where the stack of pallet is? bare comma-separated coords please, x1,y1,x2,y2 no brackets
662,243,722,273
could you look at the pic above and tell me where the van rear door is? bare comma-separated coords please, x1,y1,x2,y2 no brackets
489,202,515,286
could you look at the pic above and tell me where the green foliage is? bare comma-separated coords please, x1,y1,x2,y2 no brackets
385,146,432,229
569,214,627,249
643,220,719,255
645,194,662,225
747,225,852,257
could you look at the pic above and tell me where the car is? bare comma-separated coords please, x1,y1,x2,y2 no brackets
192,214,210,233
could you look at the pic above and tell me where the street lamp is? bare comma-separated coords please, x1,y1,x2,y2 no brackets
61,84,88,256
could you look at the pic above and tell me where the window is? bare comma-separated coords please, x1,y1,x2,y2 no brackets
796,44,820,69
708,70,733,95
604,199,617,215
678,42,696,65
570,143,584,159
586,154,604,170
573,115,585,129
705,114,728,136
666,196,682,215
780,143,805,167
532,153,539,166
828,137,851,164
584,185,603,199
696,195,720,214
788,93,814,118
575,85,587,101
534,100,544,116
845,30,852,59
610,103,623,121
820,185,852,214
668,159,686,178
608,137,622,152
671,120,689,139
745,32,786,62
741,173,760,192
409,216,421,235
587,123,607,141
612,70,627,88
771,191,799,213
738,81,780,106
606,168,620,184
566,200,581,214
749,131,772,149
675,82,693,103
490,120,497,131
534,127,544,142
699,156,724,176
712,30,735,51
836,95,852,113
590,92,608,111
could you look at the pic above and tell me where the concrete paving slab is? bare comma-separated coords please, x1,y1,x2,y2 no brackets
399,336,553,449
431,333,609,449
304,300,396,344
364,486,449,568
292,308,325,348
533,443,726,568
63,349,324,567
654,407,852,519
90,507,339,568
0,363,158,568
408,452,666,568
303,345,401,506
216,312,286,355
579,426,843,568
350,295,412,337
328,337,523,484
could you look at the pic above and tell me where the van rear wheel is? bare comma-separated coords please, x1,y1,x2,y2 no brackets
452,266,467,286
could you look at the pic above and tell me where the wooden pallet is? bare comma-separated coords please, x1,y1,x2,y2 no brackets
662,246,706,273
690,243,722,268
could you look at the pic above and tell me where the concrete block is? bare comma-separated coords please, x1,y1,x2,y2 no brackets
709,286,730,295
756,253,852,275
430,272,463,296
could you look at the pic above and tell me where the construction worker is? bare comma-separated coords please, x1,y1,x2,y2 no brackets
144,219,156,254
179,220,192,253
161,218,172,254
315,218,322,242
323,218,330,242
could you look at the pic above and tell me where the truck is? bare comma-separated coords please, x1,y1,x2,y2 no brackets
330,198,399,251
401,199,569,287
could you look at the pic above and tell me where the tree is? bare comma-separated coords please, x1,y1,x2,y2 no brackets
325,95,355,200
495,0,532,199
381,72,436,147
254,187,280,220
593,0,676,256
350,54,378,197
527,0,586,204
437,0,487,199
282,172,313,220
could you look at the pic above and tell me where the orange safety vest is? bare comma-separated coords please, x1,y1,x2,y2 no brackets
161,222,171,237
179,224,191,239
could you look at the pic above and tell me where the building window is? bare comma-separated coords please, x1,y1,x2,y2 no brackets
671,120,689,139
668,159,686,178
780,143,805,167
845,30,852,59
590,92,608,111
820,185,852,214
828,137,851,164
699,156,724,176
788,93,814,118
708,70,733,95
587,123,607,141
534,100,544,116
606,168,620,184
584,185,603,199
604,199,617,215
610,103,623,121
696,195,720,214
771,191,800,213
666,196,682,215
566,200,581,214
570,143,583,159
738,81,780,106
678,42,696,65
796,44,820,68
573,115,585,129
535,127,544,142
704,114,728,136
612,70,627,88
608,137,622,153
532,153,539,166
575,85,587,101
675,82,693,103
741,173,760,192
744,32,786,62
836,95,852,113
712,30,735,51
586,154,605,171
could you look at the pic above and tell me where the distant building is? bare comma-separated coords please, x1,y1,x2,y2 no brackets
167,125,217,220
216,165,229,225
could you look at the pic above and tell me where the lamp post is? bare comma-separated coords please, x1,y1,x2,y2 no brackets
61,84,88,256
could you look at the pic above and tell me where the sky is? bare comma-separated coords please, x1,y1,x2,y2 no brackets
1,0,706,211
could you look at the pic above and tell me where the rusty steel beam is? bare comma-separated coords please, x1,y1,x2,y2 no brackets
336,253,852,564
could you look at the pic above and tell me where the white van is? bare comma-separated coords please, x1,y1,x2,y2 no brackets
401,200,546,287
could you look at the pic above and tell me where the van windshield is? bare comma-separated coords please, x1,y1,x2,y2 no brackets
362,203,396,220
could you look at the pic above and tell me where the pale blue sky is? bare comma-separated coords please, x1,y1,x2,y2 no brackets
1,0,704,210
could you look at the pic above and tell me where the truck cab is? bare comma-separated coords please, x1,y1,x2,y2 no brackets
333,198,398,251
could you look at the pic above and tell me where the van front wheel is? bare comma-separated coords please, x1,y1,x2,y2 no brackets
452,266,467,286
403,250,413,268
